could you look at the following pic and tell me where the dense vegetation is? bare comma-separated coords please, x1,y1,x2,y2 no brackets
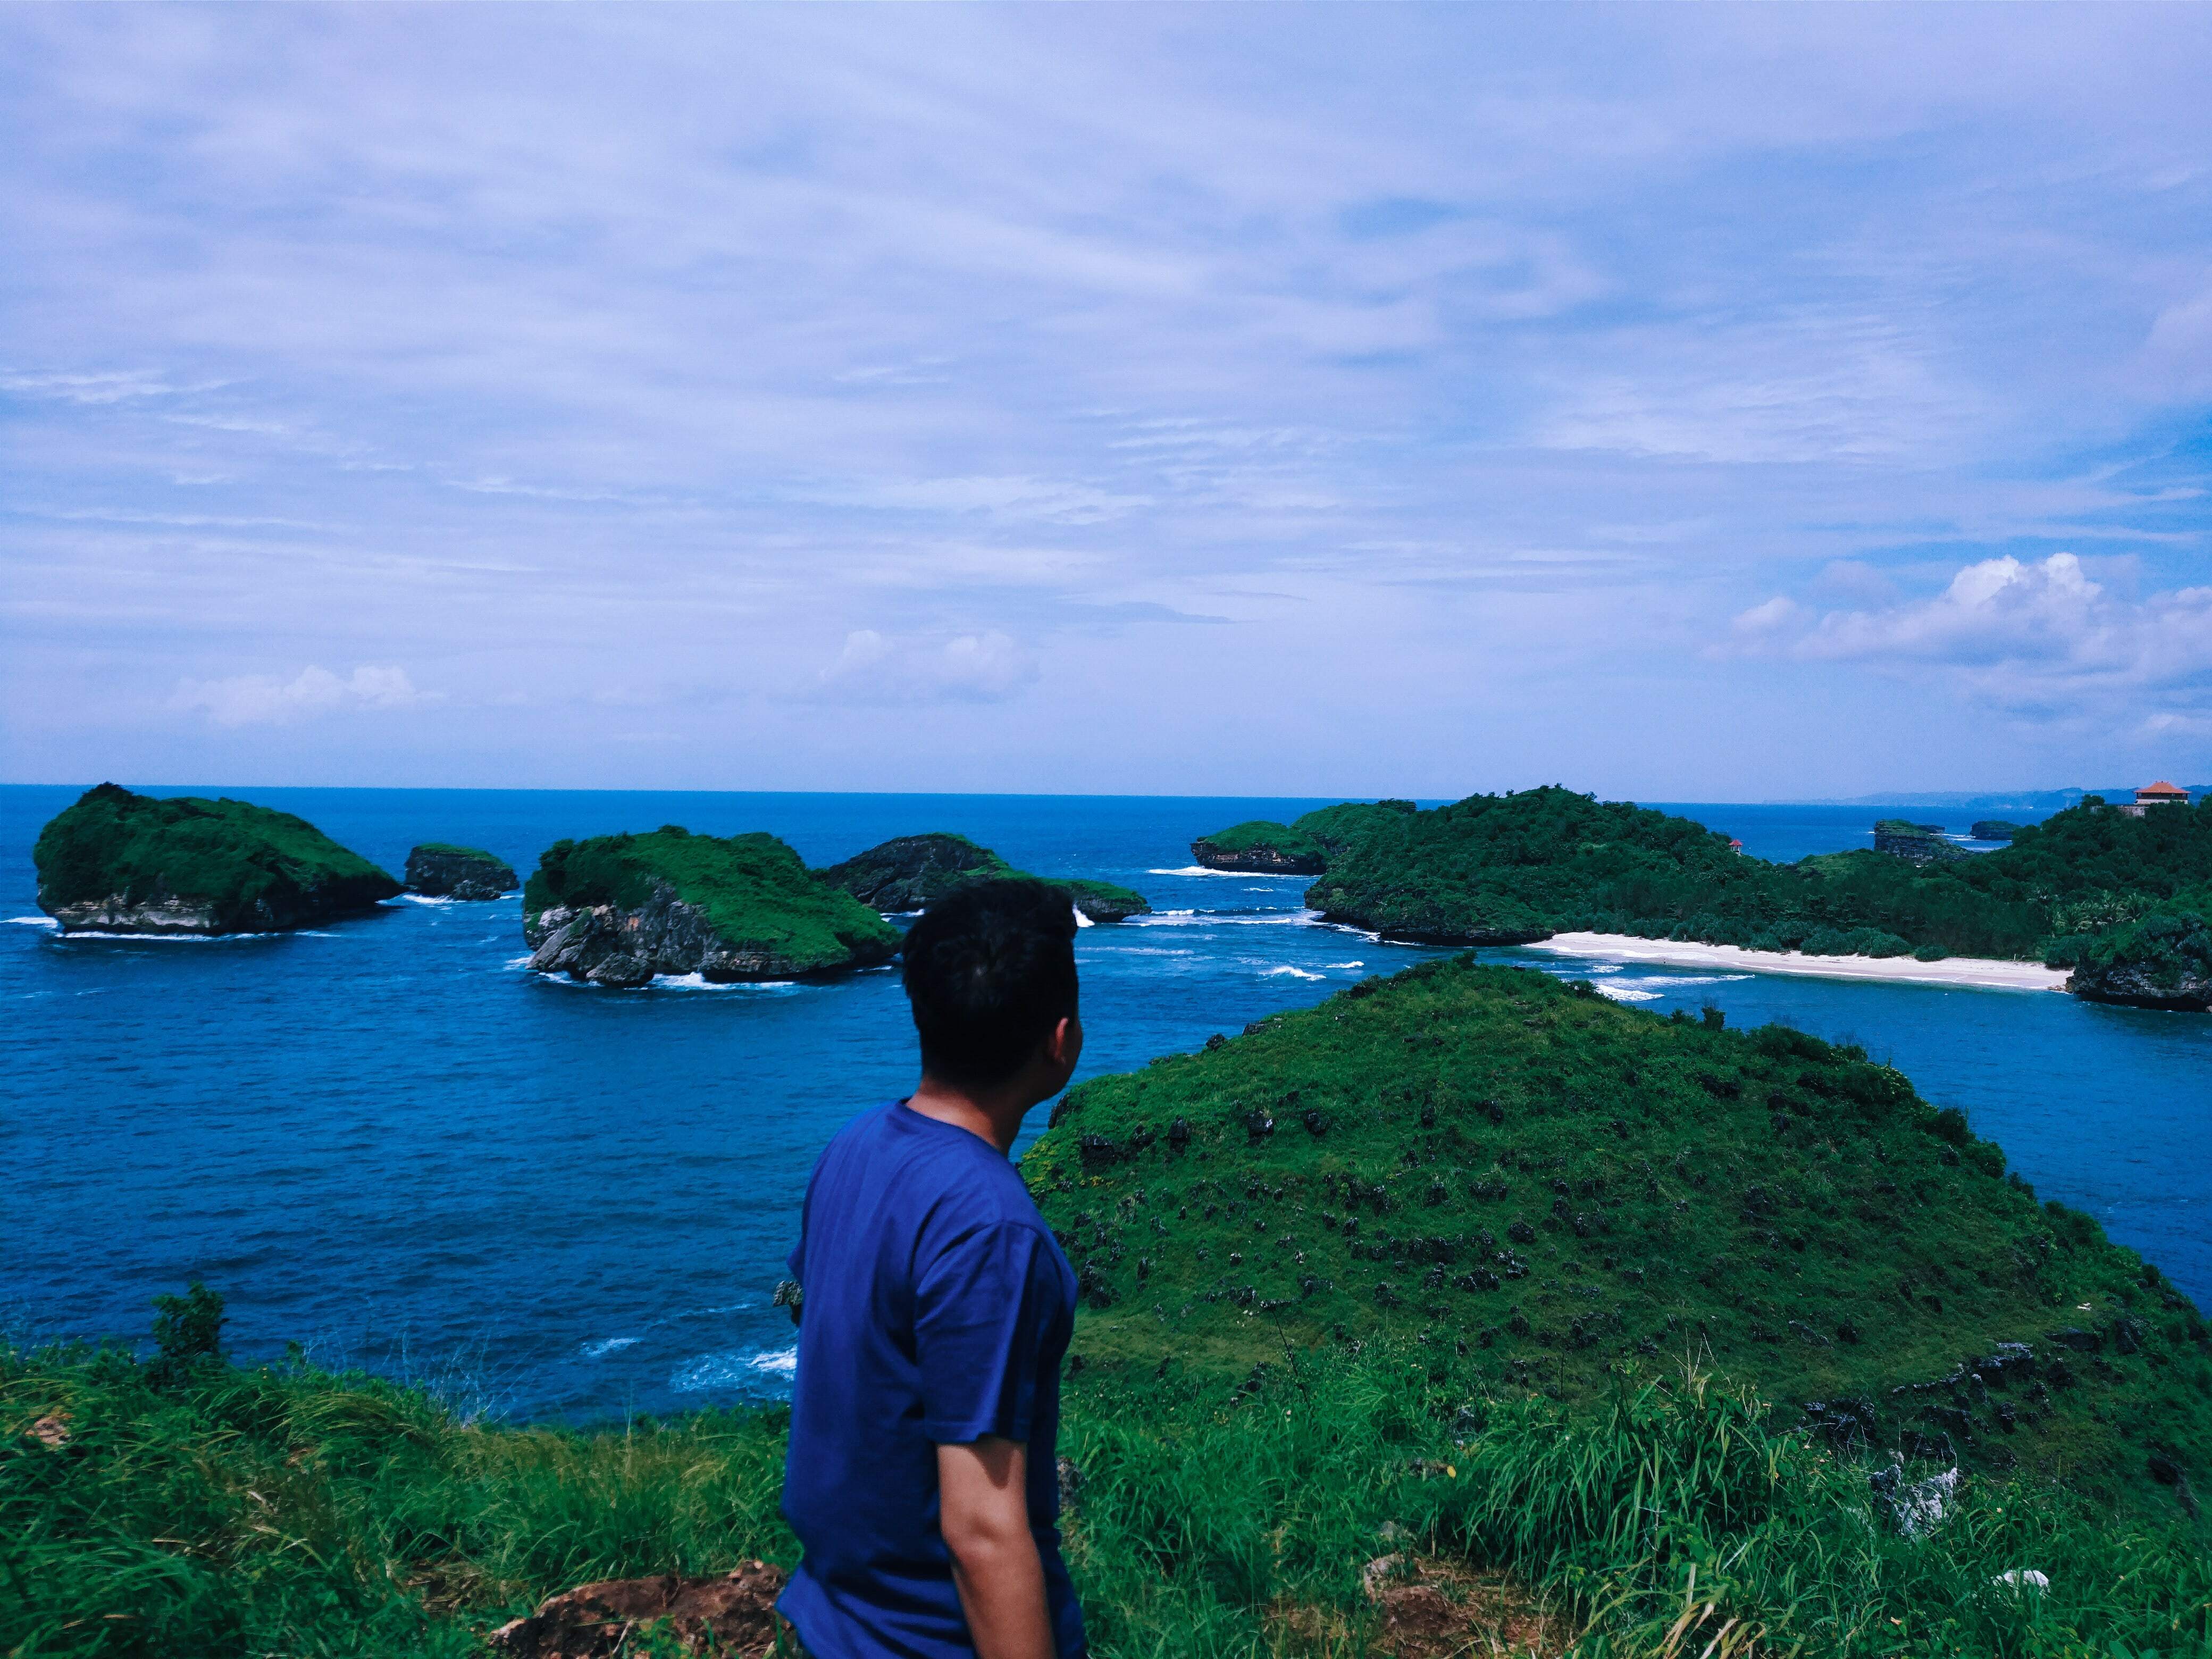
1298,786,2212,976
1028,958,2211,1505
1192,802,1418,873
10,1285,2207,1657
524,828,899,975
816,832,1151,923
32,783,399,932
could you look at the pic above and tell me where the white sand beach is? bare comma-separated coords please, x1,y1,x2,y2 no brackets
1522,932,2072,993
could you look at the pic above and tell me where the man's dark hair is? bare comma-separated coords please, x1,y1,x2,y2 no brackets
902,878,1078,1089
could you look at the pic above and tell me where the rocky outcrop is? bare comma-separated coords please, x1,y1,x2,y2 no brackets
1194,823,1309,876
523,827,901,986
2069,950,2212,1013
816,833,1000,911
404,844,516,900
1873,820,1968,862
525,881,898,987
817,832,1151,923
1970,820,2024,841
34,783,400,935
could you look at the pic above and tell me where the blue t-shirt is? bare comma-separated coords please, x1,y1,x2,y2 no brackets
778,1101,1085,1659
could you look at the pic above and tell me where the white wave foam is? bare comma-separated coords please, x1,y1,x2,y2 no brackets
1147,867,1308,878
51,929,279,942
581,1336,640,1358
1323,960,1365,969
396,893,460,906
1130,908,1321,929
1591,981,1662,1002
653,973,800,992
505,955,537,969
671,1345,798,1392
1261,965,1325,981
1072,906,1095,929
7,916,58,929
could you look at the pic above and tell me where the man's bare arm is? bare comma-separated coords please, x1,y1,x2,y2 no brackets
937,1436,1053,1659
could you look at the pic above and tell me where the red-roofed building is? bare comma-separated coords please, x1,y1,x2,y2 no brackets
2120,780,2192,817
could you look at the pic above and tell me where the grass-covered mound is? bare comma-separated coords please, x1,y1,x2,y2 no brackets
9,1289,2207,1658
523,828,900,983
816,832,1151,924
1304,786,2212,970
32,783,400,934
1026,957,2211,1506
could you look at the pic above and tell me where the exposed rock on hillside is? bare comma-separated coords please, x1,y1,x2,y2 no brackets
1873,820,1970,862
2068,910,2212,1013
491,1560,786,1658
1021,957,2211,1490
817,831,1151,924
523,828,899,987
404,843,516,900
33,783,400,934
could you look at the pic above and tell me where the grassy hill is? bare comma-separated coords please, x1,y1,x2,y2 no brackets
33,783,400,933
1025,956,2211,1506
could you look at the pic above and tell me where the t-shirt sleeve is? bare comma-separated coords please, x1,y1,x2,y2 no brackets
914,1220,1068,1445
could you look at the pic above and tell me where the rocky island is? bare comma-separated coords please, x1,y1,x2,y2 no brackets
1027,954,2211,1498
523,827,900,986
1188,799,1414,874
817,831,1152,923
404,843,517,900
32,783,400,934
1872,818,1969,861
1971,819,2025,841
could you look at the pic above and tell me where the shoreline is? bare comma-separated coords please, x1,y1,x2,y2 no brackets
1519,931,2072,993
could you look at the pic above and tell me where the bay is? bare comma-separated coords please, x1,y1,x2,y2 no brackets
4,785,2202,1421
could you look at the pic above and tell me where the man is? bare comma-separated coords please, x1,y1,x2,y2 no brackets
778,878,1087,1659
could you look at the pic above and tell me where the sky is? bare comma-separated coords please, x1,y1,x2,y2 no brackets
4,5,2211,800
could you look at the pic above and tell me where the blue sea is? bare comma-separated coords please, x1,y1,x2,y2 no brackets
6,786,2206,1422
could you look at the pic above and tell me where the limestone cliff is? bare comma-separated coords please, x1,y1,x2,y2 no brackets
405,844,517,900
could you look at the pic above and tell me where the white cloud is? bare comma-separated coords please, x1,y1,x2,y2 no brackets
170,664,436,727
814,629,1037,704
1739,552,2212,716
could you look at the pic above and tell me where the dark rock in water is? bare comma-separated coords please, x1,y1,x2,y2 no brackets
2068,927,2212,1015
1873,820,1969,862
404,843,516,900
1971,820,2024,841
33,782,399,935
816,831,1151,923
817,832,1002,911
489,1559,786,1658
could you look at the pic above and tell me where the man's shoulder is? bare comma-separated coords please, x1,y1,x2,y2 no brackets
818,1103,1040,1217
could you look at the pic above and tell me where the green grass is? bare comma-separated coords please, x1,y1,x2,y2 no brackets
32,784,400,931
523,828,900,975
409,843,502,862
7,1330,2206,1658
1026,958,2212,1503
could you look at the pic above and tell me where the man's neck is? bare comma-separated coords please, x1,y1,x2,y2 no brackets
904,1075,1032,1156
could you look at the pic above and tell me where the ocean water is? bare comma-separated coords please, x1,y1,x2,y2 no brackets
5,785,2203,1422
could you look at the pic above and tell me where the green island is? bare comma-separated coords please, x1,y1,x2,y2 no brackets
816,832,1152,923
522,827,900,986
32,783,400,934
9,966,2207,1656
1241,786,2212,1009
